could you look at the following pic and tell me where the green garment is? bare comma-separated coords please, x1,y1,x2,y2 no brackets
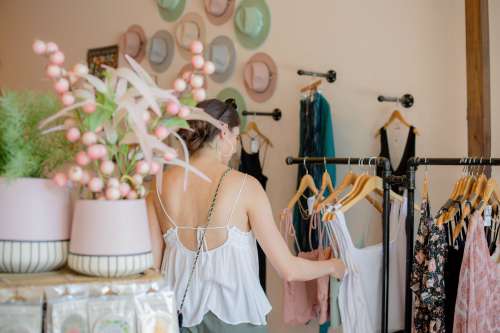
182,312,268,333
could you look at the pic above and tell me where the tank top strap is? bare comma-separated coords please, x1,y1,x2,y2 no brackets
155,184,178,228
226,174,248,226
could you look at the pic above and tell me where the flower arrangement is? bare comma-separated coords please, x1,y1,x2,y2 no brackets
33,39,222,200
0,90,75,179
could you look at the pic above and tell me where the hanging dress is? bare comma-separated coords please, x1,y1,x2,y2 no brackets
239,137,268,291
453,213,500,333
377,126,416,195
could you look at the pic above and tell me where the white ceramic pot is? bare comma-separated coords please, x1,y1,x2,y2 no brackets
68,199,153,277
0,178,72,273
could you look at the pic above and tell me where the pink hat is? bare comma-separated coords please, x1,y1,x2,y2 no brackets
204,0,235,25
118,24,147,63
243,52,277,103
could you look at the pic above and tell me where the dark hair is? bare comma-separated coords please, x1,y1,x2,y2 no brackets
179,98,240,154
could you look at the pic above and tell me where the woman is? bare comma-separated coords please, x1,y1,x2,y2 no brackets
147,99,345,332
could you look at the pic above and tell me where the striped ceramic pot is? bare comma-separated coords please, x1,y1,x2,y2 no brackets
0,178,72,273
68,199,153,277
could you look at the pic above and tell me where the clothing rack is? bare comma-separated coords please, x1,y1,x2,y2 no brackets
402,157,500,333
297,69,337,83
378,93,415,108
242,109,282,121
285,156,393,333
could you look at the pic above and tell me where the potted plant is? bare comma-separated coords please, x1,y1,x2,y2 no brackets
0,90,75,273
33,39,220,277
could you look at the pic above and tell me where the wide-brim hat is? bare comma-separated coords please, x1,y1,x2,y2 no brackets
216,87,247,130
118,24,147,63
205,35,236,83
157,0,186,22
148,30,175,73
175,12,207,59
204,0,235,26
177,64,208,89
234,0,271,49
243,52,277,103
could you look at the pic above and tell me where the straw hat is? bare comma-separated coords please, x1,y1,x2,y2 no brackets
118,24,147,63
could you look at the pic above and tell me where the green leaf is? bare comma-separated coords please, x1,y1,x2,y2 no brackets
179,93,196,107
159,117,190,129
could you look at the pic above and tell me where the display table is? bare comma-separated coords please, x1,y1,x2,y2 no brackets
0,267,162,288
0,268,179,333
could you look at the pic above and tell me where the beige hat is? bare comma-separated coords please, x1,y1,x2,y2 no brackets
118,25,147,63
204,0,235,25
175,12,207,59
243,52,277,103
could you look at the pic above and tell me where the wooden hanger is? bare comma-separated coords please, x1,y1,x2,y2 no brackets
287,168,319,210
451,177,499,241
300,79,322,94
314,161,335,207
242,121,273,148
375,110,420,137
341,175,384,213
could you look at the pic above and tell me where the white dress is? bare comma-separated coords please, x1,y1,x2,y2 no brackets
324,199,407,333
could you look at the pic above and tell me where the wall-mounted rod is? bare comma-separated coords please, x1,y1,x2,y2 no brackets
377,93,414,108
242,109,282,121
297,69,336,83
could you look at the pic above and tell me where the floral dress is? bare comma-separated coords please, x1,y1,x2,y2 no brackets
453,213,500,332
411,198,448,333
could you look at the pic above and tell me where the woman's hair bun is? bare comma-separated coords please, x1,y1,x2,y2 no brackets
178,98,240,155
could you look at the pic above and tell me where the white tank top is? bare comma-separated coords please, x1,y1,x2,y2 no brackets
324,199,407,333
160,174,272,327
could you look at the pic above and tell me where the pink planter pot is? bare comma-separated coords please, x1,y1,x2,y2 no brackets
0,177,72,273
68,199,153,277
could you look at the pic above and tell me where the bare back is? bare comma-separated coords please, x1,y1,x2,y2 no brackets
155,162,250,251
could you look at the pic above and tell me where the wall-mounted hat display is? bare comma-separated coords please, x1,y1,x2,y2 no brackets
243,52,277,103
175,12,207,60
204,0,235,26
234,0,270,49
148,30,175,73
217,87,247,130
178,64,208,89
157,0,186,22
206,36,236,83
118,24,147,63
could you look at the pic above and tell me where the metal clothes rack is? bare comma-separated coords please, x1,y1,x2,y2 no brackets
297,69,337,83
402,157,500,333
285,156,393,333
378,93,415,108
242,109,282,121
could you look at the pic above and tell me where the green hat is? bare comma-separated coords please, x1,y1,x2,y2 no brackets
216,87,247,130
234,0,271,49
157,0,186,22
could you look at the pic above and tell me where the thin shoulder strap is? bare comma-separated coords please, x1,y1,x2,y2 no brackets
156,182,178,228
226,174,248,225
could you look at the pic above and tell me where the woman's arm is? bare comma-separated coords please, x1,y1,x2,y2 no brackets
245,177,345,282
146,191,165,270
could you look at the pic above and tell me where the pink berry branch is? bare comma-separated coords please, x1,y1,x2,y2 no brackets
33,39,224,200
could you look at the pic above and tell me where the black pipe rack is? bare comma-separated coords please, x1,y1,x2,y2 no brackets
286,156,393,333
378,93,415,108
242,109,282,121
297,69,337,83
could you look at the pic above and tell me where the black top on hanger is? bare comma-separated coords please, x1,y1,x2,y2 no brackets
377,126,416,194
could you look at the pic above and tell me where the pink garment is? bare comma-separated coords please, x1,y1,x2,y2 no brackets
453,213,500,333
281,209,330,325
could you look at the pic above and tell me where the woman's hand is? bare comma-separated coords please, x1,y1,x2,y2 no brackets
330,258,347,280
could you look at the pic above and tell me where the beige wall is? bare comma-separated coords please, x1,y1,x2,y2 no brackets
0,1,478,332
